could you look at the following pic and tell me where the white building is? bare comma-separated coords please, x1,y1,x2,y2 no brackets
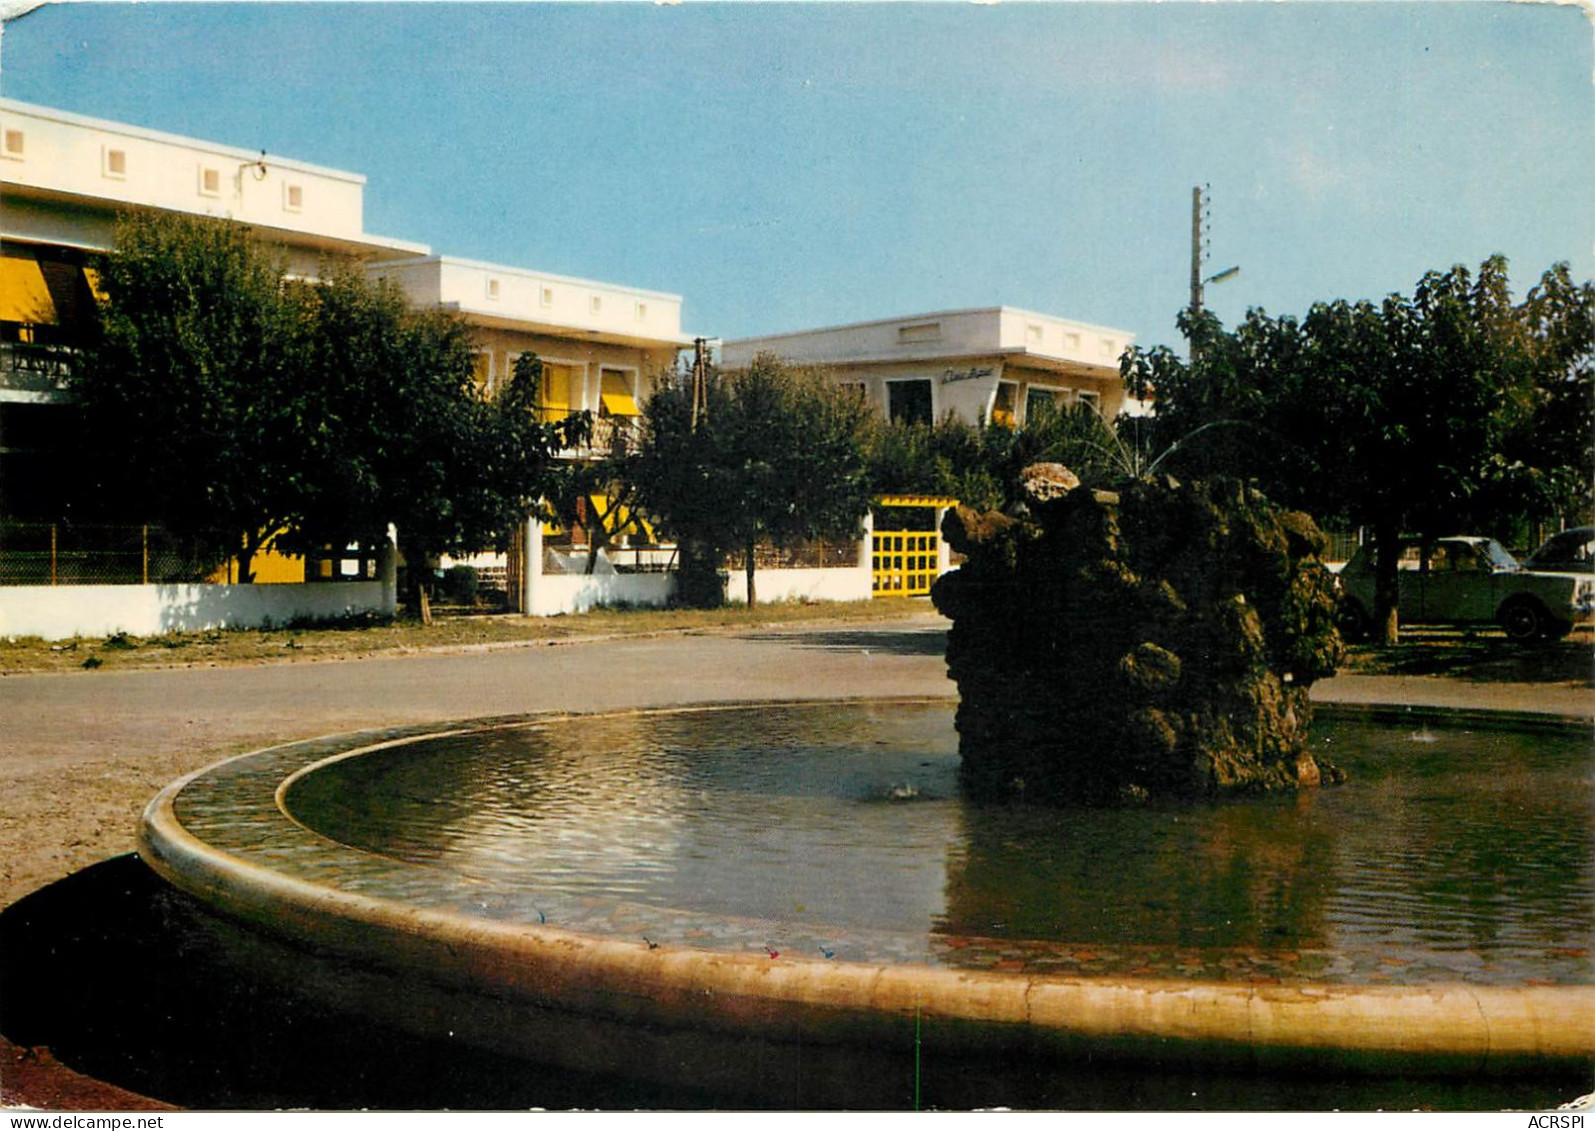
722,306,1136,427
0,98,432,520
0,99,721,621
367,254,692,454
0,98,696,517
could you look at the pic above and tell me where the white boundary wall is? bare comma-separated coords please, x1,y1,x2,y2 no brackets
723,566,871,606
518,515,874,617
526,571,677,617
0,580,393,641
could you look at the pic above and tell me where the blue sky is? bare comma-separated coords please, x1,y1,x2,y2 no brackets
2,1,1590,354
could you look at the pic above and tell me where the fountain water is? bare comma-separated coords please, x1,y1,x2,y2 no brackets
139,699,1594,1108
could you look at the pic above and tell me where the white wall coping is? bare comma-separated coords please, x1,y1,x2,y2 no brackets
0,581,393,642
724,305,1134,350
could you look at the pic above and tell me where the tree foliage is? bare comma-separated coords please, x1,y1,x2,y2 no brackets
72,213,311,580
863,402,1157,512
633,353,874,605
1121,255,1594,641
71,213,570,591
289,268,574,596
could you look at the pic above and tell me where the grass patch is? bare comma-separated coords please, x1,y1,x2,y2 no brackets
0,597,937,675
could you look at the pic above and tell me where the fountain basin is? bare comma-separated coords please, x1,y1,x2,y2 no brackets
137,699,1594,1106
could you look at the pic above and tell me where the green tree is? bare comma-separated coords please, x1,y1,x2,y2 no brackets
1122,256,1593,642
863,414,1002,511
71,213,309,581
72,215,572,601
633,353,874,606
292,272,576,607
862,403,1155,513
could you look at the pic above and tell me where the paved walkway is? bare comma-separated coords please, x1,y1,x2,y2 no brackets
1,612,1589,910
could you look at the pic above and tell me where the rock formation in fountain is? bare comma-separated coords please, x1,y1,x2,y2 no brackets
930,468,1345,805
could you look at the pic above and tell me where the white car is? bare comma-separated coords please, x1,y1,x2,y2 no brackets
1337,535,1595,643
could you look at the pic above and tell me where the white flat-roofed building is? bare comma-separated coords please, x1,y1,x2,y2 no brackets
722,306,1135,428
369,255,693,444
0,99,701,526
0,98,428,275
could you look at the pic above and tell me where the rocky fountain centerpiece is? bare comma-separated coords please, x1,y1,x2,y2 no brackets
931,466,1345,805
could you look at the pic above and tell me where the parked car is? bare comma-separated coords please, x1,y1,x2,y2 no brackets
1522,526,1594,575
1336,535,1595,643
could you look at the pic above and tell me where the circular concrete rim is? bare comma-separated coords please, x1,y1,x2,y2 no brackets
137,698,1595,1078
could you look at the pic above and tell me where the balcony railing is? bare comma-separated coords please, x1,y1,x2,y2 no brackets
0,340,74,395
555,413,640,460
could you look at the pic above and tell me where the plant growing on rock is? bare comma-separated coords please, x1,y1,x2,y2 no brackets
932,467,1344,805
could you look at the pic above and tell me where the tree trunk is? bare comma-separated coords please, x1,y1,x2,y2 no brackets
398,538,431,621
236,534,258,585
677,539,724,608
744,538,757,608
583,511,615,576
1372,517,1401,645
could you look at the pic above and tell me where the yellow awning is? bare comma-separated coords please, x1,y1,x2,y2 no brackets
587,493,656,543
600,391,640,417
0,257,57,325
877,494,960,509
82,267,108,304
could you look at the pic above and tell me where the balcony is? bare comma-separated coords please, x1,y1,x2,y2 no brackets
0,340,73,397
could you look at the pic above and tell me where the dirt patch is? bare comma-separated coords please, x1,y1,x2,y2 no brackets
0,598,929,676
1343,626,1594,687
2,1034,179,1112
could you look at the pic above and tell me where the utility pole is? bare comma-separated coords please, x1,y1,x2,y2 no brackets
1188,184,1239,347
690,336,709,433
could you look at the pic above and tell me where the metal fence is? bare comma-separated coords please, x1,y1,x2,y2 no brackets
0,522,227,586
1322,528,1364,565
724,539,859,571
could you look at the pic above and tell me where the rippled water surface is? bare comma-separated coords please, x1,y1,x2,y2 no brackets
284,703,1593,964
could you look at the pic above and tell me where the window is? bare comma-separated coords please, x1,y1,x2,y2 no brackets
838,381,867,402
1026,323,1044,345
599,369,640,417
1025,387,1063,425
989,382,1018,428
2,128,24,160
198,166,221,197
1065,332,1082,351
284,183,304,212
635,301,647,321
540,286,555,308
1076,390,1101,414
1099,336,1116,357
897,322,941,344
538,362,581,422
887,379,933,425
471,352,492,390
486,277,501,300
590,295,603,316
102,147,127,179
